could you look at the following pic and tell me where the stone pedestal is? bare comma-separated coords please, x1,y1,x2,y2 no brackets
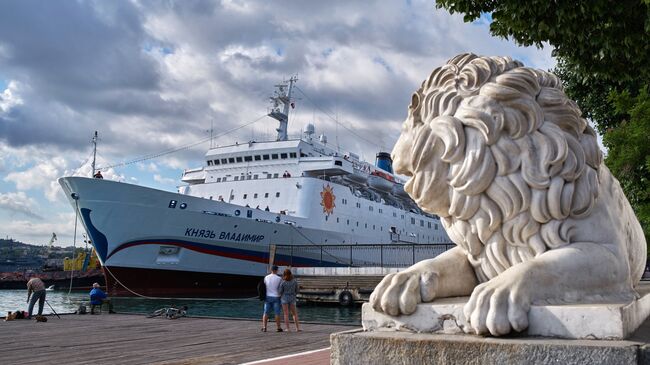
362,283,650,340
330,329,650,365
330,284,650,364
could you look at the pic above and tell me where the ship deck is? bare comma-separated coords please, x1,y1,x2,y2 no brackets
1,313,355,364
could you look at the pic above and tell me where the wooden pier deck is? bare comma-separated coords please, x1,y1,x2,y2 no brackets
1,313,355,365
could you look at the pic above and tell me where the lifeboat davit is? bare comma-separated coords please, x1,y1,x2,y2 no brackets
343,170,368,184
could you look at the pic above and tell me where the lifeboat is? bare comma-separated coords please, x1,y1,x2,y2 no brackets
368,170,394,192
391,183,410,198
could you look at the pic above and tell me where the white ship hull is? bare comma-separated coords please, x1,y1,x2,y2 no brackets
59,177,449,297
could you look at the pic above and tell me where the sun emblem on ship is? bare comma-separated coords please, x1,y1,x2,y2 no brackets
320,184,336,216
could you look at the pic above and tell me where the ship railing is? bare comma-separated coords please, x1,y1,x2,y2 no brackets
274,243,455,269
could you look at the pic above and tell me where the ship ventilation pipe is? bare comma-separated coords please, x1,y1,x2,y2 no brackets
375,152,393,173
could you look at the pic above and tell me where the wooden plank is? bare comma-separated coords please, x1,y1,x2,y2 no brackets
0,314,354,365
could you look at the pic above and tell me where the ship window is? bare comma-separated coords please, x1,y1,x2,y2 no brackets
411,218,415,224
435,224,438,230
217,177,222,182
231,195,235,200
265,193,269,198
401,215,404,219
207,160,213,166
223,177,227,182
379,208,383,213
280,153,288,159
254,175,258,179
247,210,253,218
247,175,252,180
420,220,424,227
276,192,280,197
221,158,227,164
254,155,261,161
337,218,340,223
300,153,307,157
428,222,431,228
325,215,328,221
373,225,375,230
347,219,349,225
290,152,297,158
244,156,253,162
335,160,342,166
267,173,272,179
254,193,258,198
356,222,359,227
393,212,396,217
356,203,360,208
228,157,235,163
243,194,247,199
168,200,177,208
381,227,383,231
273,173,279,178
215,160,220,165
271,154,279,160
234,176,239,181
236,157,243,163
365,223,367,228
263,155,270,160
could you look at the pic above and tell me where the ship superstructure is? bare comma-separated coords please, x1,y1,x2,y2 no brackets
59,77,450,297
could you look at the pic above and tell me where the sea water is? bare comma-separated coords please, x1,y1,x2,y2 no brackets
0,289,361,325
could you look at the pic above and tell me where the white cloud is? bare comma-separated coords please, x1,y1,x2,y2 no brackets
0,80,23,112
153,174,176,185
0,191,42,219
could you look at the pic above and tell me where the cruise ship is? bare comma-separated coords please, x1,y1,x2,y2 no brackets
59,77,450,297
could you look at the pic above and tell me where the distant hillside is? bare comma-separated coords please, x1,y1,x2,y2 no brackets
0,238,86,272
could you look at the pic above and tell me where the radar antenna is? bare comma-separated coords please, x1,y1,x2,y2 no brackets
268,76,297,141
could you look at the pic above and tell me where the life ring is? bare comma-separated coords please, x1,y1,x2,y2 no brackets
338,290,354,307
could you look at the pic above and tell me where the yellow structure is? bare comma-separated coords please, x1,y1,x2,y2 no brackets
63,249,100,271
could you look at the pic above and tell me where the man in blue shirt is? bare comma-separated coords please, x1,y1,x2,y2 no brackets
89,283,115,314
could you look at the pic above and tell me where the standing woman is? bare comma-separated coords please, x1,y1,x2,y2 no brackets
279,269,301,332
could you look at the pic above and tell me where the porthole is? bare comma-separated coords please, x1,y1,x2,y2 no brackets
234,210,241,216
179,203,187,210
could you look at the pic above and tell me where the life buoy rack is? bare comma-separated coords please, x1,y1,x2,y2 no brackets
338,290,354,306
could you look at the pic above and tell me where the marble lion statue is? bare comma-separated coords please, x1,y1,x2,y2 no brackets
370,53,647,336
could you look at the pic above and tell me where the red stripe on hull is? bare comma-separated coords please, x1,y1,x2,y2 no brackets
103,266,260,298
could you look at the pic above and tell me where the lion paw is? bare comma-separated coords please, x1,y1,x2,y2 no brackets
463,276,530,336
369,270,438,316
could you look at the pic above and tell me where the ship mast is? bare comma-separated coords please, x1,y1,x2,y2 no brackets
91,131,98,177
268,76,297,141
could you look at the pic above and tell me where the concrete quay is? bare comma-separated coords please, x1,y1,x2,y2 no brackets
1,313,352,365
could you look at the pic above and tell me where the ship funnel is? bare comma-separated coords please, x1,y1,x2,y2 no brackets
375,152,393,173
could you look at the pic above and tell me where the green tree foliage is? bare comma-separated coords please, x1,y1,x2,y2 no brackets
435,0,650,244
604,89,650,240
435,0,650,82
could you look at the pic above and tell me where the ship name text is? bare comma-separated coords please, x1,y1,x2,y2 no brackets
184,228,265,242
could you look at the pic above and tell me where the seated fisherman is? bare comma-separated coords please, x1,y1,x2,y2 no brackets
89,283,115,314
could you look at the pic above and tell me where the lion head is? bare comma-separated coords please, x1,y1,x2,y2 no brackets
392,53,603,282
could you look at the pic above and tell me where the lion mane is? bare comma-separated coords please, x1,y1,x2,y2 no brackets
402,53,605,282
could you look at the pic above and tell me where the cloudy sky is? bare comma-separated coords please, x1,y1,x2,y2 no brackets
0,0,554,246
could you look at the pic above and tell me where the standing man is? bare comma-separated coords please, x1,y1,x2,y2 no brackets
26,276,46,319
261,265,283,332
